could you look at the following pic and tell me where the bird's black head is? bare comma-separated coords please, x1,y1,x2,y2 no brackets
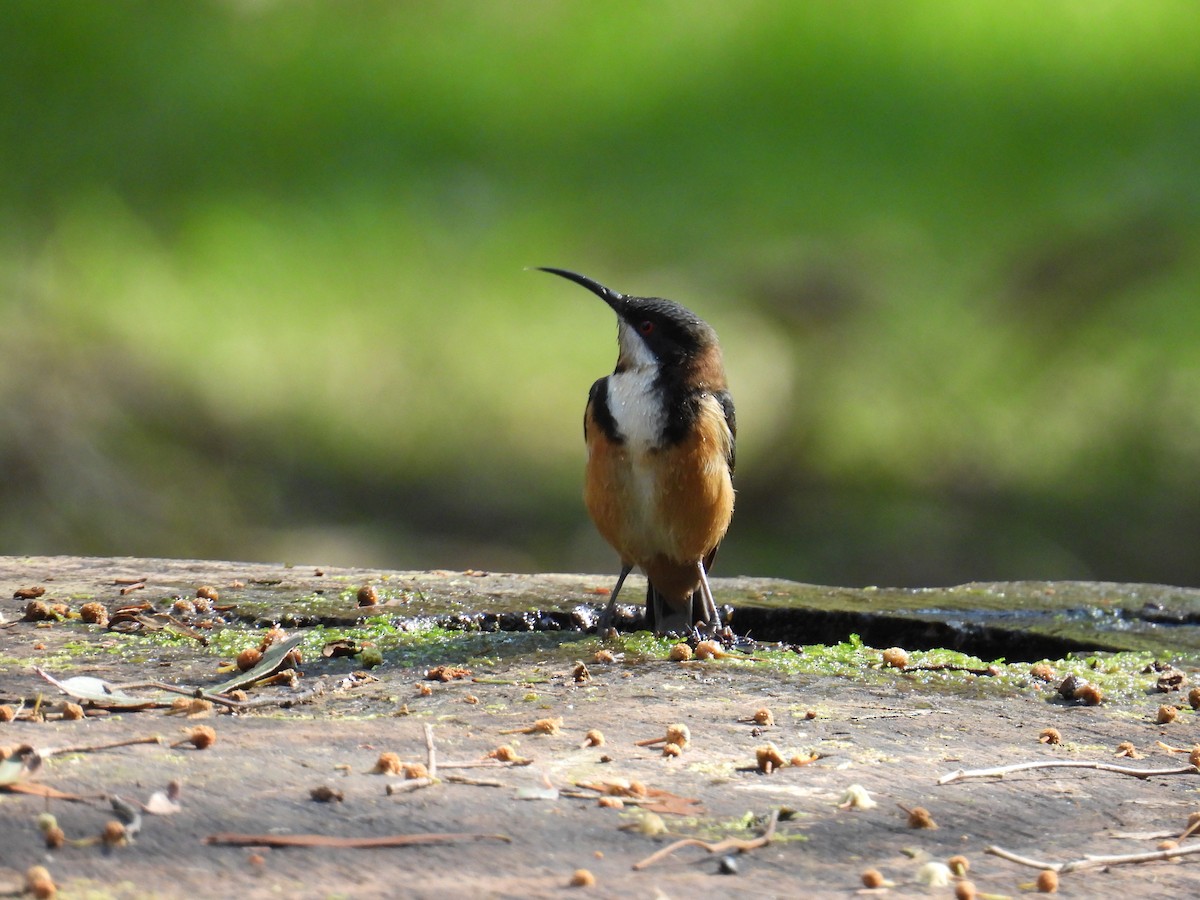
537,267,719,371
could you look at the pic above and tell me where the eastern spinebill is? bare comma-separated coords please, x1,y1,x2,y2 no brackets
538,267,735,634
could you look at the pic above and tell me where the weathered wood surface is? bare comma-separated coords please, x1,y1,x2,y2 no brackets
3,557,1200,898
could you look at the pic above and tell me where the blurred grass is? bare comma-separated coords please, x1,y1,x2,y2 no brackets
2,1,1199,586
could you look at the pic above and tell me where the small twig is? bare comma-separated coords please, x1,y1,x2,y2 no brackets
386,777,437,795
205,831,510,849
437,759,533,770
939,759,1198,784
985,845,1060,871
240,682,327,709
112,681,245,709
902,663,997,676
424,724,437,780
443,774,504,787
41,735,164,759
632,808,779,871
987,842,1200,873
1156,740,1194,754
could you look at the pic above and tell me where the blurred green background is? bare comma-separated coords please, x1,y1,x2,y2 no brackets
2,1,1199,588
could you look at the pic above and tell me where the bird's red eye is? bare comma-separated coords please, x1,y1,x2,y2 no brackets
638,320,655,336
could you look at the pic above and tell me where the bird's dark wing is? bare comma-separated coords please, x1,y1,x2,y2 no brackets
584,376,620,442
714,388,736,474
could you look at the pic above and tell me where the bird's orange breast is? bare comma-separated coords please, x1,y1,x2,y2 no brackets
584,392,734,597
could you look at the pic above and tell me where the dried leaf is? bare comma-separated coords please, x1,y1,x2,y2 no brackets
35,670,163,710
321,639,362,659
208,634,305,693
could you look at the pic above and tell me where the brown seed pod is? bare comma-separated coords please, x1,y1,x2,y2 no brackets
356,585,378,606
196,585,219,601
401,762,429,779
860,868,885,888
582,729,605,748
668,643,693,661
44,825,66,849
0,704,15,722
661,742,682,758
665,723,690,748
601,779,649,799
179,725,217,750
236,647,263,671
947,855,970,876
598,796,624,809
24,866,56,900
168,697,213,718
1036,869,1058,892
568,869,596,888
1073,683,1103,705
1159,839,1179,851
1038,727,1062,745
593,649,615,664
572,662,591,683
906,806,938,829
1114,741,1143,758
309,784,344,802
425,665,472,682
23,600,55,621
60,703,84,721
955,881,977,900
1188,687,1200,710
1029,663,1055,681
694,640,721,660
756,742,786,774
417,683,433,696
464,694,479,705
371,752,404,774
1158,705,1180,725
14,585,46,600
1189,747,1200,768
172,598,196,616
881,647,908,668
485,745,523,762
79,602,109,627
753,707,775,726
101,820,127,847
259,627,287,651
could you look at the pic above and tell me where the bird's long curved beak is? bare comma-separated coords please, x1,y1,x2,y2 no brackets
536,267,625,311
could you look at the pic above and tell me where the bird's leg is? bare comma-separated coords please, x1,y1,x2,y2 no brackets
597,564,634,633
652,584,667,636
695,560,722,633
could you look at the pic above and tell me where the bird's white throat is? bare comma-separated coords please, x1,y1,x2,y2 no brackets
607,366,666,450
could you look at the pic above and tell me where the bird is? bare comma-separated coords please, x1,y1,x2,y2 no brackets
538,267,736,634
